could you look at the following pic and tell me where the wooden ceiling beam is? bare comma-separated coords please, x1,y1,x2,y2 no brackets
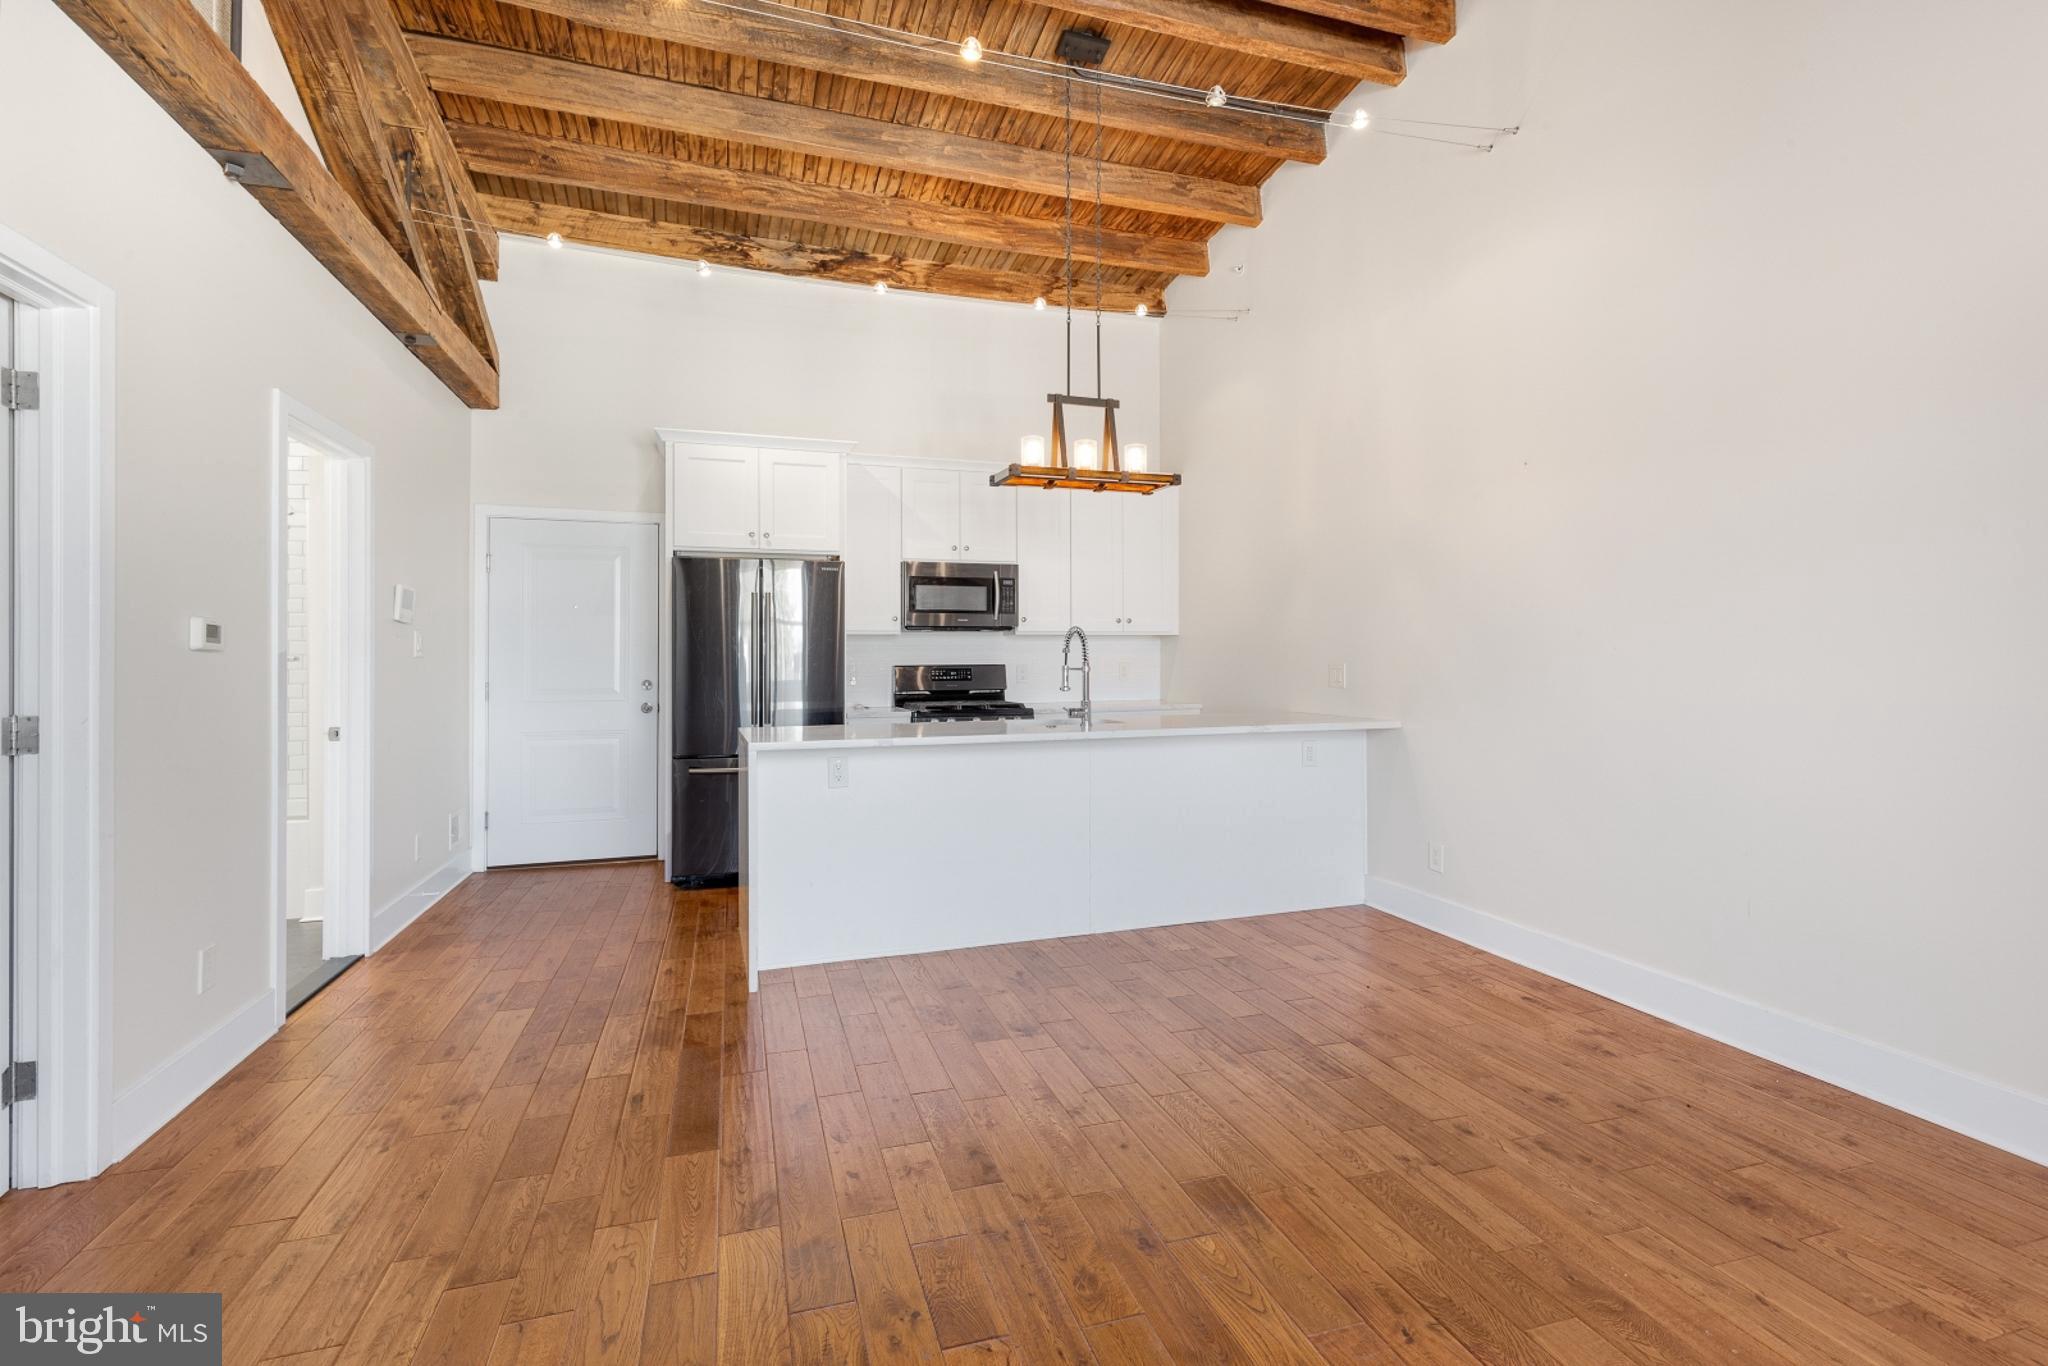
266,0,497,360
448,122,1209,278
1260,0,1454,44
487,0,1325,164
412,37,1262,226
1055,0,1404,82
483,197,1169,312
51,0,497,407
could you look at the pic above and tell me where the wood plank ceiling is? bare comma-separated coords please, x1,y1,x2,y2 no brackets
391,0,1459,313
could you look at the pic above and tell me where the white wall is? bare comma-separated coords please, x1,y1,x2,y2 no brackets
0,0,473,1098
1164,0,2048,1106
473,240,1163,515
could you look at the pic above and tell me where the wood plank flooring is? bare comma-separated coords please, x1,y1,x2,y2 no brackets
4,860,2047,1363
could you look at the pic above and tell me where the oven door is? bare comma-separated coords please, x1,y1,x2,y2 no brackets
900,561,1017,631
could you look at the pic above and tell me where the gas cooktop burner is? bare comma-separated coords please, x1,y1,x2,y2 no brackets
908,701,1035,723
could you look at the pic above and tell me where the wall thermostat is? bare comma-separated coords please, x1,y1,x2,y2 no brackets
188,617,223,651
391,584,417,623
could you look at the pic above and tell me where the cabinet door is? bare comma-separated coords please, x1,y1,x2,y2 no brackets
843,463,903,633
1068,491,1124,632
900,467,963,560
957,477,1018,562
759,449,841,553
1014,489,1071,634
1120,488,1178,634
671,444,760,551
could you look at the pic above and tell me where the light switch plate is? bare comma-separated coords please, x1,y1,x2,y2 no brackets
827,756,850,789
392,584,417,623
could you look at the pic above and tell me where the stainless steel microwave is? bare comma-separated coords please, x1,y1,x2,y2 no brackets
900,561,1018,631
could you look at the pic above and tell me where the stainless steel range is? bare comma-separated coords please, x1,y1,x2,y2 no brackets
892,664,1035,723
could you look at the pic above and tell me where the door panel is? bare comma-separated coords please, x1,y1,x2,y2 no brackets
900,468,961,560
671,444,759,551
1014,489,1071,634
843,463,902,633
957,478,1017,561
759,450,840,553
1120,489,1176,634
487,518,660,865
1069,491,1123,632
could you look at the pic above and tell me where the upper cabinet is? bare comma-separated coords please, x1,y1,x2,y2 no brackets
1014,490,1072,635
1071,488,1179,634
844,462,904,634
663,434,850,554
901,468,1016,562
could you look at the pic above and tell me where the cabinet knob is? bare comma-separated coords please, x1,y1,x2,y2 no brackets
747,530,756,540
951,544,958,552
763,532,772,543
891,614,898,622
963,545,970,552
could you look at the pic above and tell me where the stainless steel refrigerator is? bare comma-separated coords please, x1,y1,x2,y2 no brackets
672,554,845,884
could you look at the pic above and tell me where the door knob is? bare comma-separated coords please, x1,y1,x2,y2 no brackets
641,702,655,713
642,679,654,690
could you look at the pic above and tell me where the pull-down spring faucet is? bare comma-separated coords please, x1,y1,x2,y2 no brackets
1060,626,1092,727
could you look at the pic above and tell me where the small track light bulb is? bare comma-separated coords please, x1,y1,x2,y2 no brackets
874,280,889,295
1351,108,1370,130
545,231,563,249
1034,295,1047,311
1205,84,1228,108
696,259,712,277
1135,303,1150,317
960,35,983,62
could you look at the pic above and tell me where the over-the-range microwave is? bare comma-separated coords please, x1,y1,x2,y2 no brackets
900,560,1018,631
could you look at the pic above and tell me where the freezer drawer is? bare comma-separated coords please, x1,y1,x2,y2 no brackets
673,756,741,885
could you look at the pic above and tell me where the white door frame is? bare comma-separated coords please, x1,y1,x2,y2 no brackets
470,505,664,872
0,225,115,1187
270,393,373,1024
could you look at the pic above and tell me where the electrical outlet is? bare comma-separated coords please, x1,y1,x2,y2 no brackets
413,833,423,861
1301,741,1319,767
827,756,850,789
1113,658,1134,684
1327,662,1349,689
1428,843,1446,874
196,944,215,995
448,812,462,849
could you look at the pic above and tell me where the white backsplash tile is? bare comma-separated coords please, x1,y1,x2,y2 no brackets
845,633,1163,708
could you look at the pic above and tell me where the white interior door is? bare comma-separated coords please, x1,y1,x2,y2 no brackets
486,517,660,866
1,294,14,1192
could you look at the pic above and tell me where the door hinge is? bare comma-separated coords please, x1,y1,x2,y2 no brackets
483,680,490,700
484,552,492,572
483,811,490,831
1,715,39,756
1,367,39,411
1,1061,37,1106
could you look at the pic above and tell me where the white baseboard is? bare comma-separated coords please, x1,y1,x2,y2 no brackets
107,989,278,1164
1361,875,2048,1168
371,848,472,951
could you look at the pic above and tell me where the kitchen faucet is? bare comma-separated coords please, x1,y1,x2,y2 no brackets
1060,626,1092,726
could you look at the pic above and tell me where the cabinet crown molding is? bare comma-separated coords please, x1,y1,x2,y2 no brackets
655,428,857,454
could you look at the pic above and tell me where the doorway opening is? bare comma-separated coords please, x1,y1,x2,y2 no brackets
273,397,371,1016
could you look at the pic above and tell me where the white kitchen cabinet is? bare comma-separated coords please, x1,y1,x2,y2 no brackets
900,469,1015,562
670,443,761,551
665,438,845,554
760,450,840,552
900,467,962,560
844,462,904,633
958,478,1018,561
1014,489,1071,634
1068,489,1178,634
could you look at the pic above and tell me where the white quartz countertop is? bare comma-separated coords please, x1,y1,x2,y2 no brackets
741,709,1400,752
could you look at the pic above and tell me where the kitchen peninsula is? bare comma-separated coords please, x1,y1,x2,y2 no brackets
738,710,1398,986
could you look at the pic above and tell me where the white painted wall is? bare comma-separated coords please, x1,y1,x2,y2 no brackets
1164,0,2048,1103
473,239,1163,515
0,0,473,1096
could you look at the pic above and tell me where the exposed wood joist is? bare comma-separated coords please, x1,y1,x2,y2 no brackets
268,0,498,360
448,122,1210,277
483,0,1327,163
52,0,497,407
1263,0,1454,44
411,37,1263,226
483,197,1169,312
1053,0,1405,81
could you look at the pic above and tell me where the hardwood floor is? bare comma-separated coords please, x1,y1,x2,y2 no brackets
4,861,2047,1363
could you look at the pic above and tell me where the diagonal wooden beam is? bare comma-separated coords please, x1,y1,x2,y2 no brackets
412,37,1261,227
484,197,1169,312
1261,0,1454,44
1054,0,1405,80
267,0,497,359
447,122,1209,278
484,0,1325,164
51,0,497,407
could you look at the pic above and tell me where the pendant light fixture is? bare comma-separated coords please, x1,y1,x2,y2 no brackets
994,32,1180,498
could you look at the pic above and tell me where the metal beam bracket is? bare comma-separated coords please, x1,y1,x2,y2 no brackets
206,148,293,189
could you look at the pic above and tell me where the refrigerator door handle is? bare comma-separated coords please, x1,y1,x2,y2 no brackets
686,766,744,775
